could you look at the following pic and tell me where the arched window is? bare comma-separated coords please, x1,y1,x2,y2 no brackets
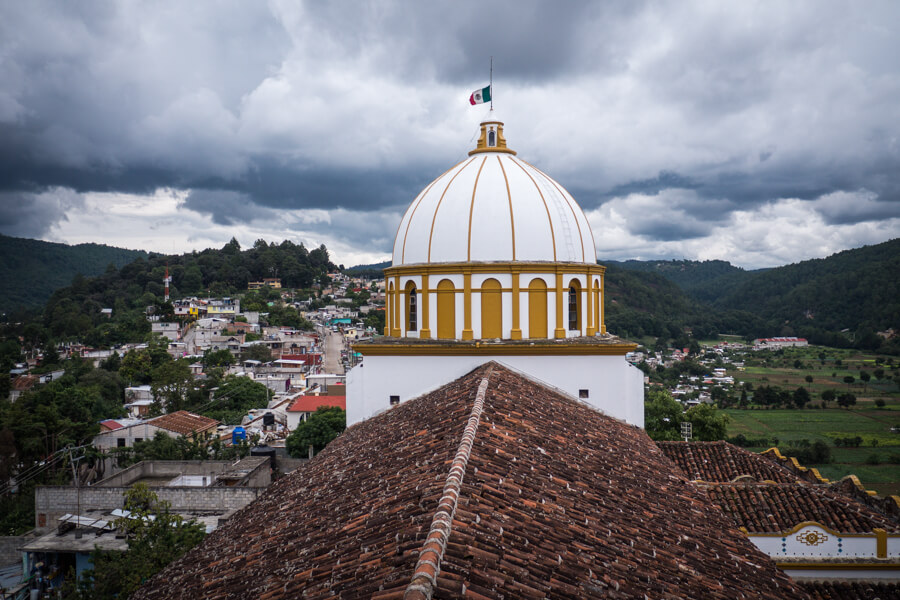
406,282,417,332
568,279,582,333
528,278,548,339
480,278,502,339
436,279,456,340
488,128,496,146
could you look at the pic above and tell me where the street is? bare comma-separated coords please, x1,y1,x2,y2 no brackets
323,330,346,375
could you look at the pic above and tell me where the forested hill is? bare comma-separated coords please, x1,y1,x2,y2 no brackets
706,238,900,339
0,235,148,313
602,258,751,303
605,239,900,351
9,238,336,346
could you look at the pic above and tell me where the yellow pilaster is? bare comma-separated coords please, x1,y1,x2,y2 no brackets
462,272,474,340
554,272,565,338
420,274,431,339
391,275,401,337
510,272,522,339
875,528,887,558
586,273,595,335
600,272,607,335
384,284,391,335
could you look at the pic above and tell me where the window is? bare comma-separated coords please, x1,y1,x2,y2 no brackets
406,282,417,331
568,280,582,332
488,129,496,146
579,389,589,399
389,395,400,406
117,438,126,447
135,438,143,444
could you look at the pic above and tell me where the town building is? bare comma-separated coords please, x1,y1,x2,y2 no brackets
753,337,809,349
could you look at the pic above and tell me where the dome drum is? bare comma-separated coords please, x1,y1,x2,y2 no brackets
383,261,607,341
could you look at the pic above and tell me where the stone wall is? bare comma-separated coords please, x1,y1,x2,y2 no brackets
34,486,263,531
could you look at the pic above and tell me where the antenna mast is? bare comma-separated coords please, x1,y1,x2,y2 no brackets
490,56,493,110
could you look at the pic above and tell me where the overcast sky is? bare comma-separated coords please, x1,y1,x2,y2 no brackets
1,1,899,269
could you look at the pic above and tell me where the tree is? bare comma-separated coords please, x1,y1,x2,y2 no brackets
859,370,871,392
843,375,855,388
64,484,206,599
837,392,857,409
685,403,729,441
242,343,272,363
150,360,193,413
643,388,683,441
805,375,813,388
820,389,836,408
286,407,346,457
792,386,811,409
203,348,235,369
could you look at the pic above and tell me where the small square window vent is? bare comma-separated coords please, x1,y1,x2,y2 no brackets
579,389,589,399
389,395,400,406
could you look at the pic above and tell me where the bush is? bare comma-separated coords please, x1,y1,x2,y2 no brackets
875,399,886,408
782,440,831,465
865,453,882,465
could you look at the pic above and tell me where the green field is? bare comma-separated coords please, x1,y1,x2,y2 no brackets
725,408,900,496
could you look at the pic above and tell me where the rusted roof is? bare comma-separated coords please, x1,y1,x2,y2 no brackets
706,482,900,534
11,374,38,391
657,440,800,483
148,410,219,436
133,363,806,600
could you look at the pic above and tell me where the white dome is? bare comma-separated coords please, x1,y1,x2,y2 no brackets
392,122,597,266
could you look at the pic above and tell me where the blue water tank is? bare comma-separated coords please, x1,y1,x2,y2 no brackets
232,427,247,445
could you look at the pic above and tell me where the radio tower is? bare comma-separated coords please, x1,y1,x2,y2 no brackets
163,263,172,302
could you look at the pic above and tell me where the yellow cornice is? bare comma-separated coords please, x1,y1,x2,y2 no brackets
468,147,517,156
352,341,636,357
384,261,607,277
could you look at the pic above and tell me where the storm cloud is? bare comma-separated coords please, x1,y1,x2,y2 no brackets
0,1,898,268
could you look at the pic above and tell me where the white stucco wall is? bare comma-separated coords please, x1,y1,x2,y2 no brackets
347,354,644,428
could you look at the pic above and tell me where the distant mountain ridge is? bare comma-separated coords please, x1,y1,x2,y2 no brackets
347,239,899,352
0,235,148,313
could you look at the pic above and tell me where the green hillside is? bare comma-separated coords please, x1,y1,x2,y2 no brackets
709,239,900,335
0,235,148,313
605,239,900,351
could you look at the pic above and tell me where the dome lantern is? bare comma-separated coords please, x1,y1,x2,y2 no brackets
469,117,516,156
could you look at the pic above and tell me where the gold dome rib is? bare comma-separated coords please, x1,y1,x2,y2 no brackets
466,156,489,262
400,159,464,264
496,156,516,261
523,159,588,263
509,157,557,262
427,157,477,263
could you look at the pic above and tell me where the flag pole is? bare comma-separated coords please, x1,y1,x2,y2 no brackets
490,56,493,111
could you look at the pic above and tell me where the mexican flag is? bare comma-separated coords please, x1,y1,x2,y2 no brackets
469,85,491,105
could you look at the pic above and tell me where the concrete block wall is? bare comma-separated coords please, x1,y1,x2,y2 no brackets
35,486,263,531
0,536,28,563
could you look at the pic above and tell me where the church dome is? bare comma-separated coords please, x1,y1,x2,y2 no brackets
392,118,596,266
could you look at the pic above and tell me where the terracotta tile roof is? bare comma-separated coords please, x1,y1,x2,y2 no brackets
133,363,806,600
286,395,346,413
148,410,219,436
706,483,900,534
657,440,800,483
801,580,900,599
99,419,123,431
11,374,38,391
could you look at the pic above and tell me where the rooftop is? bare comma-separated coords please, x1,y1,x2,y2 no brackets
286,395,346,413
149,411,219,436
657,440,801,483
706,482,900,534
133,363,803,599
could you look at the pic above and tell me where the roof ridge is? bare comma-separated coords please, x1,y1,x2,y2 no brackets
405,366,493,600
